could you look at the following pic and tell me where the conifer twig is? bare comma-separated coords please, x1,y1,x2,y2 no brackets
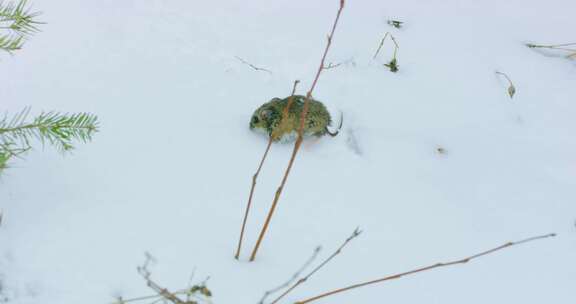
295,233,556,304
0,109,99,172
0,0,42,53
0,109,99,152
269,228,361,304
249,0,346,262
235,80,300,260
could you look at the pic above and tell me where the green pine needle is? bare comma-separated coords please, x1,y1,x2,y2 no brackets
0,0,42,53
0,109,99,173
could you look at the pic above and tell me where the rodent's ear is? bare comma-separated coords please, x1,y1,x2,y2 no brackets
270,97,282,103
260,109,272,119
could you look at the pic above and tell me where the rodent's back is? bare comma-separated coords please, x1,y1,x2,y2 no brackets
250,95,333,142
276,95,332,138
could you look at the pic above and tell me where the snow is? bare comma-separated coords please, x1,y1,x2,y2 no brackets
1,0,576,303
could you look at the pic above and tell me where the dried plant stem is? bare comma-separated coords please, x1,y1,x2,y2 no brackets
236,80,300,260
137,263,184,304
259,246,322,304
495,71,513,85
526,42,576,58
495,71,516,98
235,56,272,74
235,136,273,259
113,291,188,304
372,32,398,60
274,80,301,139
295,233,556,304
323,58,354,70
270,228,361,304
249,0,346,262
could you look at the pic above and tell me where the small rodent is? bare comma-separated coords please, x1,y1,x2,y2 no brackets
249,95,342,142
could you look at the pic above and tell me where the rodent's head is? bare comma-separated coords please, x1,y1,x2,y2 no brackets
249,98,282,134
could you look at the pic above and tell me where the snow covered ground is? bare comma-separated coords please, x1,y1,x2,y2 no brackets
1,0,576,303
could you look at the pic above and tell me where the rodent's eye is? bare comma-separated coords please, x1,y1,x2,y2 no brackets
251,116,259,124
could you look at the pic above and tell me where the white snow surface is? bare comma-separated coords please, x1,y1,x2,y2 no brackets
1,0,576,303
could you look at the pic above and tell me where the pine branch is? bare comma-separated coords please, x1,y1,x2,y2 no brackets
0,0,42,53
0,109,99,152
0,33,22,52
0,0,41,35
0,141,29,170
0,109,99,173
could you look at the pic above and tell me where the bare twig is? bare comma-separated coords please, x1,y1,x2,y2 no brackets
115,254,212,304
389,35,399,60
249,0,346,262
323,58,355,70
235,136,273,260
137,254,184,304
526,42,576,59
235,56,273,74
295,233,556,304
235,80,300,260
270,228,361,304
373,32,399,60
373,32,399,72
495,71,516,98
273,80,301,140
372,32,390,60
259,246,322,304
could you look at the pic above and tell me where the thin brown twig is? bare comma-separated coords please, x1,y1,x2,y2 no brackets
259,246,322,304
137,254,185,304
235,136,273,259
270,228,361,304
295,233,556,304
235,56,273,74
274,80,301,140
249,0,346,262
235,80,300,260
